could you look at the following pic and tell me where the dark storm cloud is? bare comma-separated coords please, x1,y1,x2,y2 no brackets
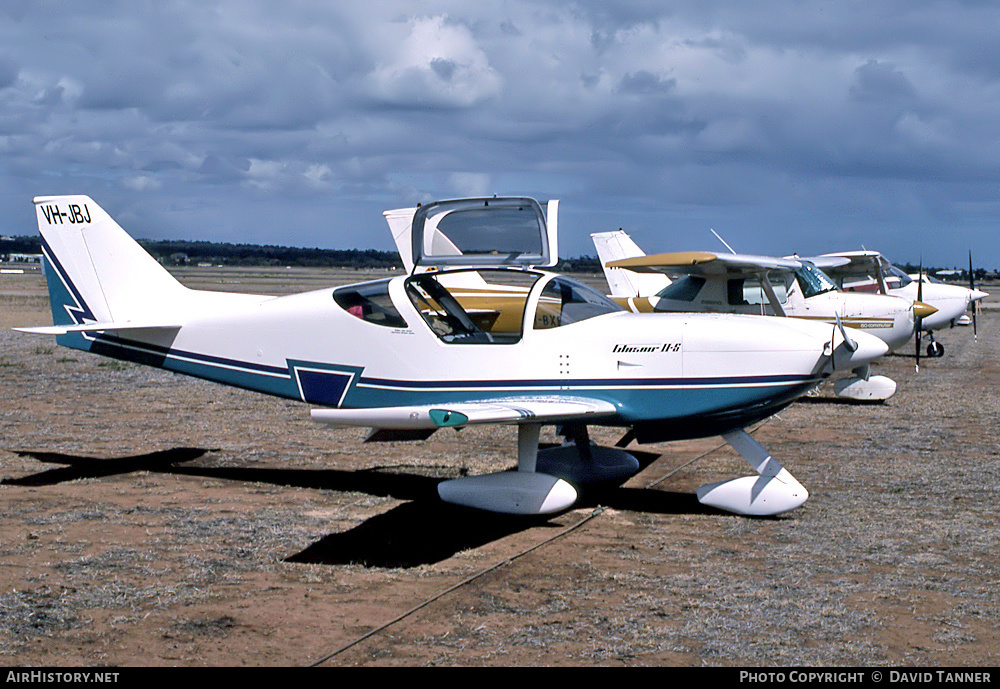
618,71,677,96
850,60,918,103
0,1,997,268
0,55,18,89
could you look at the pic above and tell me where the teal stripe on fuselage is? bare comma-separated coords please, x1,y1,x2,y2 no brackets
343,377,817,424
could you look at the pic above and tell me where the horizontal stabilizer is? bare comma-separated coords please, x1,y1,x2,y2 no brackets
312,396,617,430
15,321,182,335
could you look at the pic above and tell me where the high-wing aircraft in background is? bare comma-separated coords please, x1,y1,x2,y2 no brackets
17,196,888,518
591,230,936,401
818,250,989,358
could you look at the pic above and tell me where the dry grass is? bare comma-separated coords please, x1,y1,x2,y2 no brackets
1,268,998,666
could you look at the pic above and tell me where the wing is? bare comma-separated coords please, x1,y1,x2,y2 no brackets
791,255,851,271
813,251,889,279
607,251,804,277
810,251,893,294
311,396,618,430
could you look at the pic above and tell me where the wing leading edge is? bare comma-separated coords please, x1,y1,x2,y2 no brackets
608,251,805,275
311,396,618,430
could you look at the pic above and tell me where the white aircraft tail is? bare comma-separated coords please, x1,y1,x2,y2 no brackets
383,206,419,273
32,196,190,336
590,229,671,298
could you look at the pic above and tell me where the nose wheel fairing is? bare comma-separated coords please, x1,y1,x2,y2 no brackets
696,429,809,516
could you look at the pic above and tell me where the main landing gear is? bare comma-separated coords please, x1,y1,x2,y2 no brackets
437,424,808,517
436,423,639,515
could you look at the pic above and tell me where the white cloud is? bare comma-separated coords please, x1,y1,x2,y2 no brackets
366,16,503,107
122,175,161,192
446,172,493,197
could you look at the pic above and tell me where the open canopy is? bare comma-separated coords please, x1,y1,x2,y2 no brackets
385,197,558,272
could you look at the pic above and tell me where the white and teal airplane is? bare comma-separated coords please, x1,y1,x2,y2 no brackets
17,196,888,518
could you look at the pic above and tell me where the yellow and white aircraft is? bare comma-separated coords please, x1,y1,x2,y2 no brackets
819,250,988,359
16,196,889,517
591,230,936,401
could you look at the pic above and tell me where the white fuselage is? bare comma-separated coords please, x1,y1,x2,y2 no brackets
624,274,916,353
830,255,988,334
846,278,986,332
53,268,886,442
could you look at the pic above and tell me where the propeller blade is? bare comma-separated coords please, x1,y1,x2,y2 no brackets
917,255,923,304
915,255,923,372
824,313,859,372
973,300,978,341
970,250,978,341
835,312,858,352
828,321,836,372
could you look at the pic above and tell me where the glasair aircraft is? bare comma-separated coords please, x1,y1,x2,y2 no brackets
818,250,988,359
591,230,936,401
17,196,888,517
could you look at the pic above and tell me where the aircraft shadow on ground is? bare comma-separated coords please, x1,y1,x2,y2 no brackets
7,446,714,568
795,396,886,406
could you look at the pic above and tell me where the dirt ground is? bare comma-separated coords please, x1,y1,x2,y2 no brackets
1,267,998,667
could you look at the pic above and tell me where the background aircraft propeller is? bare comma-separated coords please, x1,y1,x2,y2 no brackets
915,256,923,372
969,250,979,341
825,313,857,373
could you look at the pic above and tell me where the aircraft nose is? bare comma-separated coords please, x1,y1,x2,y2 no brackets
971,288,989,302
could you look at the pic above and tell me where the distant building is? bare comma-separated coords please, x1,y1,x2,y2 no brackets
4,253,43,264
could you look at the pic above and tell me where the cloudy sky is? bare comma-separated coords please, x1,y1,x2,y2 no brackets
2,1,998,269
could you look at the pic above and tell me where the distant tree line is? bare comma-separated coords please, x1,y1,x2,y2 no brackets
0,236,43,254
138,238,405,269
898,262,993,282
2,235,992,278
0,235,605,272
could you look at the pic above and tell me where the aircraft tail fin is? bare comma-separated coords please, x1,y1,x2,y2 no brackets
590,229,671,298
383,206,418,273
33,196,189,345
